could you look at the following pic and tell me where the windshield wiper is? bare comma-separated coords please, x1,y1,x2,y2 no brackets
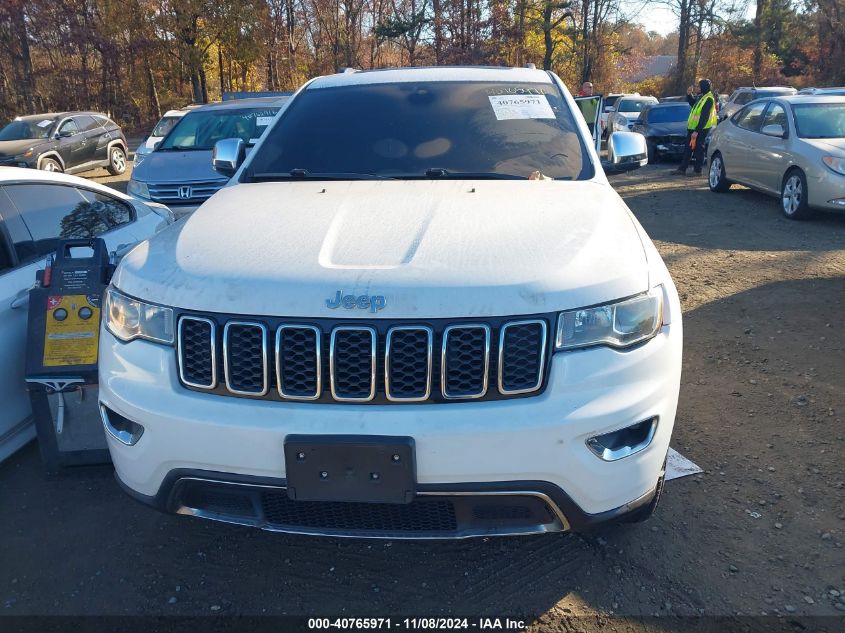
158,145,206,152
249,169,391,181
420,168,527,180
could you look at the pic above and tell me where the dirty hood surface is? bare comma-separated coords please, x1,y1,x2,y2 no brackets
114,179,650,318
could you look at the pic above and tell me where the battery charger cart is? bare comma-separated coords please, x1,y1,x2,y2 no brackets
25,238,113,473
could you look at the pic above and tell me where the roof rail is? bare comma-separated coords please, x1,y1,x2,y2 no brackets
338,67,360,74
524,63,536,70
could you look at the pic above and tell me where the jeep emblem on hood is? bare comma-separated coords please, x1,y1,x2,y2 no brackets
326,291,386,313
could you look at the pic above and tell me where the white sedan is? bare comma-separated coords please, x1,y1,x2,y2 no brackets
608,96,659,133
0,167,174,462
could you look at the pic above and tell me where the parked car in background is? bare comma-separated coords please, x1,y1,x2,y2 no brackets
133,107,200,168
127,97,288,218
0,112,128,176
607,96,658,133
599,93,629,138
659,96,686,103
708,95,845,219
632,101,692,162
720,87,797,121
0,167,174,463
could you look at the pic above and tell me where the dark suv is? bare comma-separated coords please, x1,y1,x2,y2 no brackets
0,112,128,176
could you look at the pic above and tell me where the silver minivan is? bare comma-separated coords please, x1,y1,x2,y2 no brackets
127,97,288,217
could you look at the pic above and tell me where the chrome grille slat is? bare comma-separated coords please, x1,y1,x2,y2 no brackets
330,327,377,402
223,321,268,395
498,320,547,395
385,326,433,402
178,316,217,389
276,325,321,400
148,180,226,203
441,324,491,400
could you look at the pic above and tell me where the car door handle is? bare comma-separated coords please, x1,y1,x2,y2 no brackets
11,285,36,310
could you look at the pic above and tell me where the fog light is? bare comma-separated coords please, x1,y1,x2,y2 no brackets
657,144,668,151
587,417,658,461
99,404,144,446
828,198,845,207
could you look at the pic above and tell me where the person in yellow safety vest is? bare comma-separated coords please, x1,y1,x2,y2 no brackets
672,78,718,176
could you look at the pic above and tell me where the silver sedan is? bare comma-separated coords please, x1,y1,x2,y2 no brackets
707,95,845,219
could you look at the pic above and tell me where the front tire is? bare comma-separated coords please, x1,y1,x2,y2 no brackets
39,157,63,173
107,146,127,175
781,169,813,220
708,152,730,192
647,141,658,164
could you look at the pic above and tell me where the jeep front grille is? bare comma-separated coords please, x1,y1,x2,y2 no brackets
176,314,551,404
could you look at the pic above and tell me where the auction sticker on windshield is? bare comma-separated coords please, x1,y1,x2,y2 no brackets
488,95,555,120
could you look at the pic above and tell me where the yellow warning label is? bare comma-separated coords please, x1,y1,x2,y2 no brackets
43,294,100,367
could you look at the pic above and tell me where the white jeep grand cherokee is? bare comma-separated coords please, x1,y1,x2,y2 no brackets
99,67,682,538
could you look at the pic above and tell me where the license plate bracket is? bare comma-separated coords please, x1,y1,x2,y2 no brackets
284,435,416,504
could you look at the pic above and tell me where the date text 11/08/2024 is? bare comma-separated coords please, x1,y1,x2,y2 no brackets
307,618,527,630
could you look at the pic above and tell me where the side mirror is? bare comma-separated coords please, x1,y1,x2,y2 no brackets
602,132,648,174
212,138,245,178
58,129,73,138
761,124,786,138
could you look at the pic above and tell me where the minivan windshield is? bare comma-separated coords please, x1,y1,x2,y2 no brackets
792,103,845,138
152,115,182,138
246,81,589,180
159,106,280,151
0,117,56,141
616,99,655,114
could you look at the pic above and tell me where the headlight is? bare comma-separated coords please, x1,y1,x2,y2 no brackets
133,151,146,168
127,179,150,199
555,288,663,351
104,286,174,344
822,156,845,176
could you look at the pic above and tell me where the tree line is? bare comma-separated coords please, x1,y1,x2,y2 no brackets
1,0,843,129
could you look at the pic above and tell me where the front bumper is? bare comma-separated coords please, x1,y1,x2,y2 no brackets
99,316,681,537
807,167,845,211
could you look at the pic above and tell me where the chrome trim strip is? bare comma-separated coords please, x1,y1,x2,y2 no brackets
99,405,143,446
275,325,322,400
441,324,490,400
172,476,570,538
223,321,269,396
177,316,217,389
330,326,377,402
385,326,433,402
497,319,548,395
586,417,659,462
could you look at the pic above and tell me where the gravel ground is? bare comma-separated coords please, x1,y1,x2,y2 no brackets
1,161,843,629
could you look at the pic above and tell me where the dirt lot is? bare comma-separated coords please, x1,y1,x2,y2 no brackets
1,161,844,629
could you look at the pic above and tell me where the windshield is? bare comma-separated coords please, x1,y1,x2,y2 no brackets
159,106,280,150
152,115,181,138
792,103,845,138
604,95,621,110
617,99,654,114
647,106,690,124
246,81,589,181
0,118,56,141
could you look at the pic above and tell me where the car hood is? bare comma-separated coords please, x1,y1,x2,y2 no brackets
131,148,223,183
114,180,650,319
0,139,48,157
802,138,845,154
644,122,687,136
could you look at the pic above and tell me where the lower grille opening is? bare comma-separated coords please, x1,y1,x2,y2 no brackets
261,493,458,533
173,479,566,537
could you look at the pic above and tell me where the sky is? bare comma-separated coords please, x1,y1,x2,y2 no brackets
624,0,755,36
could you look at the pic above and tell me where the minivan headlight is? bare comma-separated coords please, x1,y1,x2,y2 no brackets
104,286,174,344
822,156,845,176
127,178,150,199
555,288,663,351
